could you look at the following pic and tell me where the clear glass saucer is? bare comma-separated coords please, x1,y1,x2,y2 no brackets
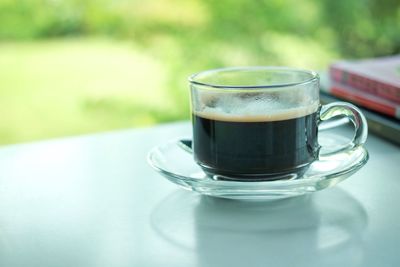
147,135,369,200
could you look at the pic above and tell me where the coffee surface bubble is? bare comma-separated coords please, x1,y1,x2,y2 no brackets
195,92,319,122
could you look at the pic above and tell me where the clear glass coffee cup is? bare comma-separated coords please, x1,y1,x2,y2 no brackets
189,67,368,181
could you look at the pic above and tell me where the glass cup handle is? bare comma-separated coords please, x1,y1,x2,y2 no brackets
318,102,368,156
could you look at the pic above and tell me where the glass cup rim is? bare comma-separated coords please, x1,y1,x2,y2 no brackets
188,66,319,90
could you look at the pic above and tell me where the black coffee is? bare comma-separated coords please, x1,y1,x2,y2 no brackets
192,111,319,179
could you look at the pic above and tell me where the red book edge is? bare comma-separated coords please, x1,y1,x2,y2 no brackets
330,83,400,119
330,56,400,88
329,65,400,104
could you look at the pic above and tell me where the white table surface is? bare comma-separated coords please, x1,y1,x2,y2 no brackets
0,121,399,267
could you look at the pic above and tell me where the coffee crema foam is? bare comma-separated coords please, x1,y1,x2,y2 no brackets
195,102,319,122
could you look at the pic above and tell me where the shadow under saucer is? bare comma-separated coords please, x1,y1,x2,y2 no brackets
150,188,368,267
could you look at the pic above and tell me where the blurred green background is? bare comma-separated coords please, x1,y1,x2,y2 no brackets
0,0,399,145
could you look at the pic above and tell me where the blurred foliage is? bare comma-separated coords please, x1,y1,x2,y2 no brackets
1,0,399,55
0,0,399,144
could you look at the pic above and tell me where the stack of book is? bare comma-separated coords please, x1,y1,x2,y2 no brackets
320,55,400,145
